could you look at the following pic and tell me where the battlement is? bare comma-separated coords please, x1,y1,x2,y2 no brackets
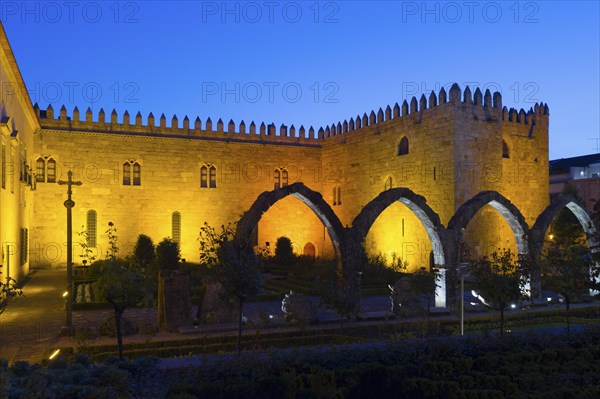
34,84,549,146
316,83,549,140
34,104,321,147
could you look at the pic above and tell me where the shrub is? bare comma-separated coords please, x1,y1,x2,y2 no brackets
156,238,180,270
134,234,155,268
275,236,295,265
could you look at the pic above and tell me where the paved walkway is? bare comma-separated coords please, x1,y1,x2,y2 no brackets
0,270,66,363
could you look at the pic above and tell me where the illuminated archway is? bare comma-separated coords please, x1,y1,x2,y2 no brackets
235,182,345,265
531,195,596,248
446,191,531,304
448,191,529,255
352,187,446,307
531,195,598,297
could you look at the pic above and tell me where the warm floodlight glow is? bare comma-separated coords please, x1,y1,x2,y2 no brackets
62,291,69,297
49,349,61,359
548,234,554,240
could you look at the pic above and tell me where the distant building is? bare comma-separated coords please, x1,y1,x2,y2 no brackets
549,153,600,213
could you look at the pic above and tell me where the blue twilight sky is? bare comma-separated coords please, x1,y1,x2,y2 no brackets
1,1,598,159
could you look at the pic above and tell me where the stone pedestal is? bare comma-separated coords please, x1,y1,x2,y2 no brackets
158,270,191,331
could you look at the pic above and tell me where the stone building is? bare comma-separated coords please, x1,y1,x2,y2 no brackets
0,22,594,307
550,153,600,213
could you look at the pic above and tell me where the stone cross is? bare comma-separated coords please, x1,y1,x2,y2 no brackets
57,170,82,329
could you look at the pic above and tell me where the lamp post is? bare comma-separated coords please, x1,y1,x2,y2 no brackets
58,170,82,329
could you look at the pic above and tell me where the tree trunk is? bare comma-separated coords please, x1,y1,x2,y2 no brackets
500,308,505,336
115,307,124,359
237,298,244,356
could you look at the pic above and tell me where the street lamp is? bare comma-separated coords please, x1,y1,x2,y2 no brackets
57,170,82,329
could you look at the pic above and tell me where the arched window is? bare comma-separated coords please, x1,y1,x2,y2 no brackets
200,166,208,188
172,211,181,243
274,169,281,190
384,176,393,191
36,158,45,182
86,210,97,247
133,162,141,185
46,158,56,183
123,162,131,185
281,169,289,187
209,166,217,188
502,140,510,159
397,136,409,156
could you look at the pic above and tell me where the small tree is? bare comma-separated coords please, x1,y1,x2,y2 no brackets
275,236,295,265
408,267,438,337
198,222,261,355
544,240,597,334
322,270,357,335
469,249,531,335
94,222,152,359
95,260,151,359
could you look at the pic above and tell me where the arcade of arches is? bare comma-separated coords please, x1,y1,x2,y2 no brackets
235,184,597,309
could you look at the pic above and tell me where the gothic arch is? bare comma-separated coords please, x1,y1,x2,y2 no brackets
351,188,447,307
531,195,597,248
235,182,345,261
352,187,446,265
448,191,529,254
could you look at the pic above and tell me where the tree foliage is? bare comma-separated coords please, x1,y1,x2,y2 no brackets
275,236,295,265
94,222,153,359
134,234,155,269
197,222,262,354
469,249,531,335
156,238,180,271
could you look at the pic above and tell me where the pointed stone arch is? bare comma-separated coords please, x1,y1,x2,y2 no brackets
351,187,446,307
235,182,345,264
531,195,596,247
529,195,597,299
448,191,529,255
443,191,530,307
352,187,445,265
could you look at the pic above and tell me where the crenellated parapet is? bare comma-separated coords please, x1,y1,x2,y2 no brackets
316,83,549,140
32,83,549,146
33,104,321,147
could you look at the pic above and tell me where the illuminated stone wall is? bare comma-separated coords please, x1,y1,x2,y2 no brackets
28,85,549,271
0,23,39,282
31,124,328,265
